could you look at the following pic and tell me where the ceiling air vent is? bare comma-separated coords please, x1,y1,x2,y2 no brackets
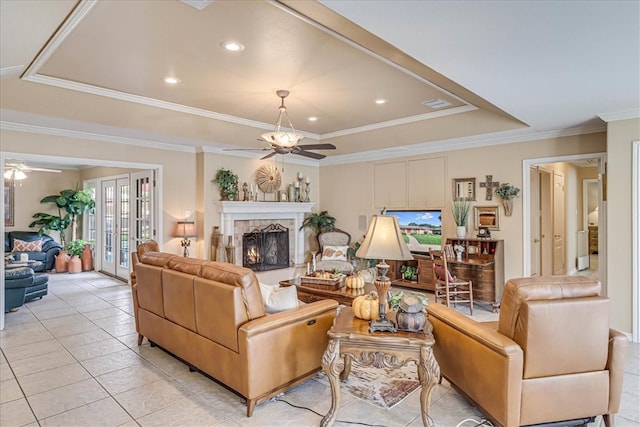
422,99,452,109
180,0,214,11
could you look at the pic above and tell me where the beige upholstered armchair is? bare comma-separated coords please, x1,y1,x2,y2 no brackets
426,276,627,427
315,228,354,274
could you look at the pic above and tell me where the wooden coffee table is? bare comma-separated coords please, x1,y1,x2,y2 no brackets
320,306,440,427
279,277,375,306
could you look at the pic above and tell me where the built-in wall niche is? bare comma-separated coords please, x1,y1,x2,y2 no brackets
373,157,445,209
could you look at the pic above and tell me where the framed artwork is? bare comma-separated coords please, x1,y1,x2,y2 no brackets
453,178,476,201
474,205,499,230
4,179,14,226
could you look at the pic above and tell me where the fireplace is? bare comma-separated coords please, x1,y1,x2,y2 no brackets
243,224,290,271
213,201,314,266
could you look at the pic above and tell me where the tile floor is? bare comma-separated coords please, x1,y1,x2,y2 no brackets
0,269,638,427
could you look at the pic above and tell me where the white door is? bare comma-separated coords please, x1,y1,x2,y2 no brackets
131,170,155,249
552,172,566,275
529,166,541,276
101,177,130,280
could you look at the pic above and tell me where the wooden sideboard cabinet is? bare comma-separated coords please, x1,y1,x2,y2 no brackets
389,238,505,310
445,238,505,309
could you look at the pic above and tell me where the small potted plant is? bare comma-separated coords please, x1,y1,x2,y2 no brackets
400,265,417,281
213,168,239,200
451,199,471,239
495,183,520,216
65,239,87,273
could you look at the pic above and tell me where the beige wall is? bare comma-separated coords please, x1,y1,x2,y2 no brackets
606,118,640,333
6,169,79,236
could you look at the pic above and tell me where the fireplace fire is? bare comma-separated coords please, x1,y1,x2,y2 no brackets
242,224,290,271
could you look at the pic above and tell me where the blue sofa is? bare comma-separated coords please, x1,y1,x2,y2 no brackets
4,231,62,272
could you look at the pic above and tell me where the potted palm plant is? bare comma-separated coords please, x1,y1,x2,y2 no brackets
451,199,472,239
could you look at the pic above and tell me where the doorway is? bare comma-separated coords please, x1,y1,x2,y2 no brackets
523,153,606,290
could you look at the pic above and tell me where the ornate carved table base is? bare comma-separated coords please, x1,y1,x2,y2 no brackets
320,306,440,427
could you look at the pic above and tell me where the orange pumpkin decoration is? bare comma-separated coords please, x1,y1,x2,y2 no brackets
345,274,365,289
353,292,381,320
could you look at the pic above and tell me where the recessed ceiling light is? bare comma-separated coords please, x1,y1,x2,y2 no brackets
375,98,387,105
164,77,180,84
221,41,244,52
308,117,318,122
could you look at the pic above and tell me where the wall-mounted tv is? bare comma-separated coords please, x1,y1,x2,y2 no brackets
386,209,442,254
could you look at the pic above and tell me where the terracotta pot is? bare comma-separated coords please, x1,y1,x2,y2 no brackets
55,250,69,272
81,244,93,271
68,255,82,273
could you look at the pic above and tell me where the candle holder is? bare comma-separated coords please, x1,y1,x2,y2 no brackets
242,182,249,201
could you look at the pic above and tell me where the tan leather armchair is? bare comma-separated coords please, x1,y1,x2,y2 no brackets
426,276,627,427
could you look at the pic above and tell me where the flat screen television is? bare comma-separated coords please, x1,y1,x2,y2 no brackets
386,209,442,254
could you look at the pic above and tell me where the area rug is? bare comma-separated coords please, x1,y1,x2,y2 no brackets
315,362,420,410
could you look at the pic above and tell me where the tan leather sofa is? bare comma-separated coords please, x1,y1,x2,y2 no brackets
131,241,338,417
426,276,627,427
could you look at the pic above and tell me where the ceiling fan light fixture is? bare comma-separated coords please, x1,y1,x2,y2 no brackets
260,90,304,148
4,169,27,180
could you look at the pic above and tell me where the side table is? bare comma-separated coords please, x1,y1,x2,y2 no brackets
320,306,440,427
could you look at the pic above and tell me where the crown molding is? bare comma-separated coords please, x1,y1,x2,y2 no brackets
320,124,607,166
598,109,640,123
0,66,24,77
0,120,196,153
1,114,605,166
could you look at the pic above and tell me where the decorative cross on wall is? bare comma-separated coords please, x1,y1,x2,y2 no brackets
479,175,500,200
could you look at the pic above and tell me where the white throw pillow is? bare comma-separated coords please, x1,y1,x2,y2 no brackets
259,282,299,314
322,245,349,261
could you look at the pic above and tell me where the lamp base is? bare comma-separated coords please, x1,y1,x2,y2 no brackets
369,317,397,333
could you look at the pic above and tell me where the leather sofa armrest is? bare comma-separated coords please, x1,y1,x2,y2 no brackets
239,299,338,337
606,328,628,413
427,303,524,427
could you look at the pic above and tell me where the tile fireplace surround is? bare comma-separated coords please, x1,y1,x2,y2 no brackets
213,201,314,267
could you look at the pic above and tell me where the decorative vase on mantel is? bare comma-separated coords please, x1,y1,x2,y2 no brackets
456,226,466,239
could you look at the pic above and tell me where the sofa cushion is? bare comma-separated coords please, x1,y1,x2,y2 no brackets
12,238,43,252
498,276,601,339
321,245,348,261
201,262,264,320
259,282,299,313
168,257,205,276
140,251,176,267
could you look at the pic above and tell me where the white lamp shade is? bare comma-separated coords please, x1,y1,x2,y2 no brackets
356,215,413,261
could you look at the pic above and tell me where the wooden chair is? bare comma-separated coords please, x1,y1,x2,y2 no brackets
429,249,473,315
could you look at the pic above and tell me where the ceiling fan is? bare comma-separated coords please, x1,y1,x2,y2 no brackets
224,90,336,160
4,161,62,180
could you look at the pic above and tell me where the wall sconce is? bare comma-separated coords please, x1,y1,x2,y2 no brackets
173,221,196,257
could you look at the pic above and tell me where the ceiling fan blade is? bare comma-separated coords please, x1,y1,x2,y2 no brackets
24,167,62,173
293,150,326,160
260,151,277,160
222,148,271,152
297,143,336,150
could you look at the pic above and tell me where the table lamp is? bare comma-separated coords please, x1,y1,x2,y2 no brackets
173,221,196,257
356,214,413,332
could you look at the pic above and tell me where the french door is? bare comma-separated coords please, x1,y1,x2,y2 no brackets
101,177,130,280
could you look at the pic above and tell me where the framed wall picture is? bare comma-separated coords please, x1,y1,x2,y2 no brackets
4,179,14,226
453,178,476,201
474,205,499,230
